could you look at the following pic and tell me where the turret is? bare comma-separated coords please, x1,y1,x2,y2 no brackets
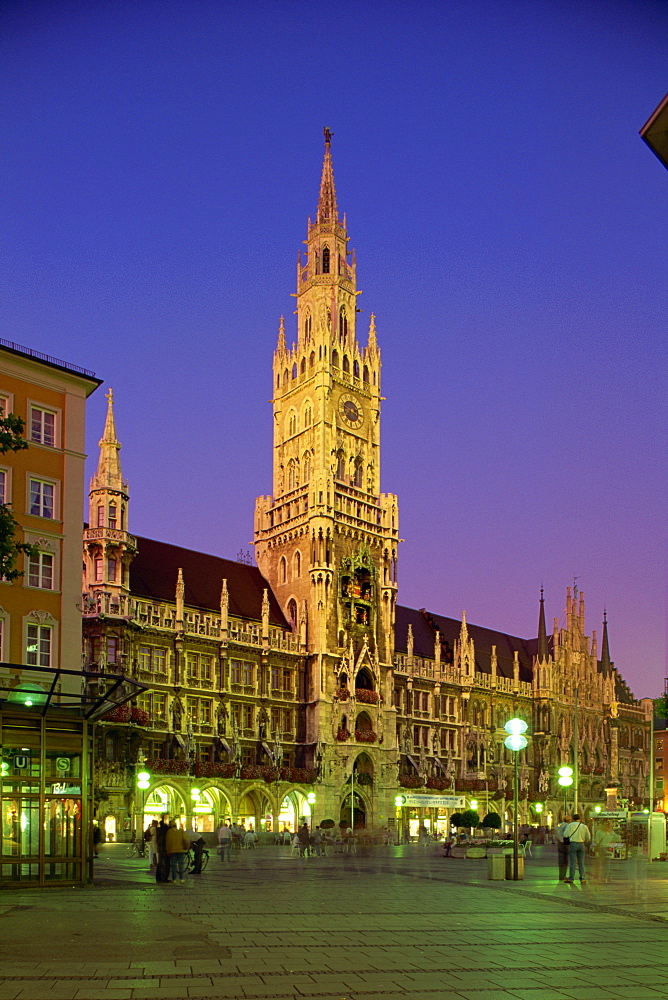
83,389,136,614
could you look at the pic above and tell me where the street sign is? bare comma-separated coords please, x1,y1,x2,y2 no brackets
400,794,465,809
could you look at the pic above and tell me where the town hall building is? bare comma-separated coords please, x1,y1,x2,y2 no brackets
84,133,651,842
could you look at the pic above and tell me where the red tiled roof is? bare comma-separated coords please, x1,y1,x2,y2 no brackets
130,535,290,629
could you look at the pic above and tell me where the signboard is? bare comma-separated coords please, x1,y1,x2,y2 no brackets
50,782,81,795
400,794,465,809
597,810,627,820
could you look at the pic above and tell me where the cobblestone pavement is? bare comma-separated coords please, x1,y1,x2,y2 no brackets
1,843,667,999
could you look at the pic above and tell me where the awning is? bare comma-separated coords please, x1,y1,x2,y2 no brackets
0,661,147,721
435,757,448,775
404,753,420,773
173,733,186,749
262,741,274,761
217,737,231,753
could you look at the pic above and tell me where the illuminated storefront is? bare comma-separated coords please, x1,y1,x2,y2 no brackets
0,663,144,887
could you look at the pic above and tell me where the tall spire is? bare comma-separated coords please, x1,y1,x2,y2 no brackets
91,388,125,492
316,127,339,225
600,610,612,676
537,587,548,659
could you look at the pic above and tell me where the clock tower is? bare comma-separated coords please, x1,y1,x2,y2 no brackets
254,131,399,781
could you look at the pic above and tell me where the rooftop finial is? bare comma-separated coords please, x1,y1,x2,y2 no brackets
316,128,338,225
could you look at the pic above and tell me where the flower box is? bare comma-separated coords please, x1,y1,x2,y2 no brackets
145,757,191,776
194,761,237,778
399,774,424,788
355,688,378,704
336,728,351,742
355,729,377,743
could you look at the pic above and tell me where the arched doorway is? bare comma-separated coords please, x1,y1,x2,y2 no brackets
144,784,186,827
340,791,367,829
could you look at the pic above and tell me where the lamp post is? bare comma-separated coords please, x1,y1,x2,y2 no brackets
395,794,406,845
558,765,574,817
504,718,528,881
136,767,151,839
307,791,316,835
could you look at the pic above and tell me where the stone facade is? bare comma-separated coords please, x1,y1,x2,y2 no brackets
85,134,650,840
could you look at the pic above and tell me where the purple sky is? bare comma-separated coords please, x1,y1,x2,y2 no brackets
2,0,666,699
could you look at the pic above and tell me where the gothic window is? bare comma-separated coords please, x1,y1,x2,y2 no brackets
287,459,298,491
303,451,311,482
322,245,330,273
353,460,363,488
292,363,297,379
303,403,312,427
309,351,315,368
293,550,301,578
335,451,346,480
339,307,348,340
304,313,312,339
287,598,297,631
342,356,350,374
314,251,320,274
108,558,117,582
288,411,297,437
332,349,339,368
283,368,289,385
363,365,369,384
97,505,104,527
280,556,287,584
108,502,117,528
300,357,306,374
276,373,280,389
353,360,359,379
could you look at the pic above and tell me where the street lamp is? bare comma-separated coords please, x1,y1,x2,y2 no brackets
307,791,316,834
136,768,151,838
558,765,574,816
395,794,406,844
504,718,528,881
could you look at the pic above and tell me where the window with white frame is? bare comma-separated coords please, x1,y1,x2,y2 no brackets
243,662,254,686
30,406,56,447
242,704,254,730
28,551,53,589
0,468,7,504
29,479,55,518
26,623,51,667
0,395,9,418
230,660,242,684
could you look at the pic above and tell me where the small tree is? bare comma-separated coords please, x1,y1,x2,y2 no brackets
482,811,502,830
461,808,481,832
449,811,464,830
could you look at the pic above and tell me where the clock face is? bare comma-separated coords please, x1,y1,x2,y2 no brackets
339,394,364,429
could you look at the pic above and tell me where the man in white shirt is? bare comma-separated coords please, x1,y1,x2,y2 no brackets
562,813,591,883
554,815,571,881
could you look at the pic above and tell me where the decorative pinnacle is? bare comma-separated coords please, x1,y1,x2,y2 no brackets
317,127,338,225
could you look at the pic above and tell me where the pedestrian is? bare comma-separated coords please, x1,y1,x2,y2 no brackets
562,813,591,883
155,815,170,882
146,819,158,869
298,822,311,857
554,815,570,881
93,823,102,857
165,820,189,885
217,820,232,862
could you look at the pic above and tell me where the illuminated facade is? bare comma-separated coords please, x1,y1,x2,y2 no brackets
85,136,651,840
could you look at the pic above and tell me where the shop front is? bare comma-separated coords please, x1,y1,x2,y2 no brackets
0,663,145,887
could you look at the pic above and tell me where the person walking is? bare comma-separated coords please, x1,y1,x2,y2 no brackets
146,819,158,870
554,815,571,881
217,821,232,862
562,814,591,883
165,820,189,885
155,815,170,883
185,826,206,873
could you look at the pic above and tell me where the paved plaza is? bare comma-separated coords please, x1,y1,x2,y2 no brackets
1,843,667,1000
